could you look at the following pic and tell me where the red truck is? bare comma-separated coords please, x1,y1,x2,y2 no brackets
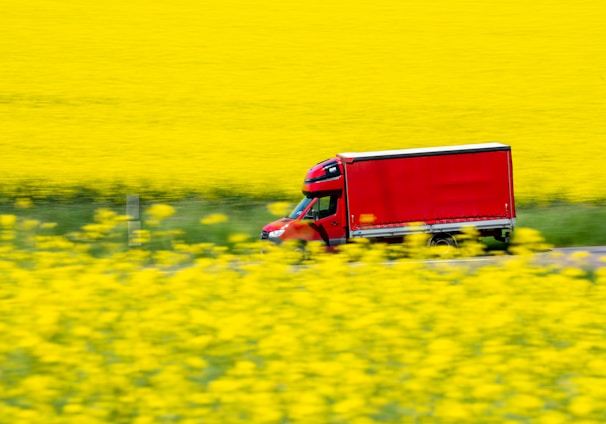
261,143,515,248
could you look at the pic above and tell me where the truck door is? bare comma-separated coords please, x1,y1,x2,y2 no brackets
304,194,346,246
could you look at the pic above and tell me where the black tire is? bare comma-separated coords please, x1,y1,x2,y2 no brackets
428,233,457,248
292,239,309,262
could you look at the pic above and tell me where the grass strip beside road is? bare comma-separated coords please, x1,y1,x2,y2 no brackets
516,203,606,248
2,197,605,249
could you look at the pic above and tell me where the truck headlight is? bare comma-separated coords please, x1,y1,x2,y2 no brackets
268,229,285,238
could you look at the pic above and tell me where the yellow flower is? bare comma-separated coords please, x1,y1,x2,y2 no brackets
228,233,249,243
185,357,208,369
0,214,17,228
509,227,553,255
569,396,595,416
200,213,228,225
131,229,151,244
14,198,34,209
145,204,175,220
267,201,292,217
508,394,543,411
23,219,40,229
538,411,570,424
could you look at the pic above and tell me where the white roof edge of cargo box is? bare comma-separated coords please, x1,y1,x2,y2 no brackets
338,142,510,160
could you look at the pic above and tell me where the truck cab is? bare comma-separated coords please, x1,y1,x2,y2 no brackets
261,158,348,246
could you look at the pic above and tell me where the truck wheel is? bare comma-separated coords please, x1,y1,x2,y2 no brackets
292,239,309,261
428,233,457,248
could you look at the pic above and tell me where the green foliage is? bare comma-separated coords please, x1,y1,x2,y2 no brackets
517,203,606,247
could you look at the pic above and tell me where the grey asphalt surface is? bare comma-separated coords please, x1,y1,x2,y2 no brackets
534,246,606,270
422,246,606,270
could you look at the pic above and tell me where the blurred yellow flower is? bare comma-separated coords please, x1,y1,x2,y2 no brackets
510,227,553,255
0,214,17,228
569,396,595,416
131,229,151,244
23,219,40,229
200,213,228,225
267,202,292,217
145,204,176,220
14,198,34,209
228,233,249,244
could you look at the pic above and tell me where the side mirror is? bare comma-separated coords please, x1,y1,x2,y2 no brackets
303,210,320,221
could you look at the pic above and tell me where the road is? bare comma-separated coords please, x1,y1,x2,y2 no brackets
533,246,606,270
422,246,606,270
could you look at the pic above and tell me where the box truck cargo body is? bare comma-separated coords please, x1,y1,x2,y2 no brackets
261,143,515,248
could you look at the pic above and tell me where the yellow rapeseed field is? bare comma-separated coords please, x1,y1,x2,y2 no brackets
1,211,606,422
2,1,606,202
3,2,606,422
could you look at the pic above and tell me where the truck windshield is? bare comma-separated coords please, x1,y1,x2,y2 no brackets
288,197,313,219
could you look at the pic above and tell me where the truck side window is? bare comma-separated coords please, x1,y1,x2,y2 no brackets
315,195,338,219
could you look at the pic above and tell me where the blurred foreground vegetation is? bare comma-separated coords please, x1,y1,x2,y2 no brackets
1,205,605,423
